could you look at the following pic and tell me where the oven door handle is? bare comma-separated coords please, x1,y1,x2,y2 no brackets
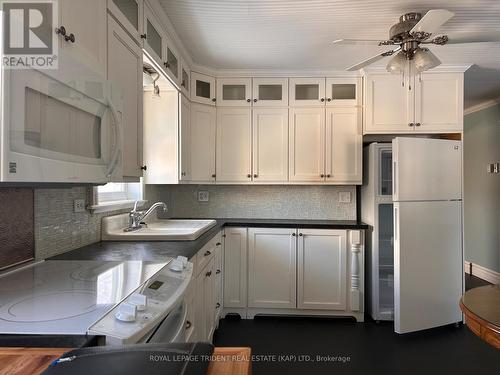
105,99,122,179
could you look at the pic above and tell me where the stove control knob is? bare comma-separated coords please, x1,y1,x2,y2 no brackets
129,293,147,311
115,302,137,322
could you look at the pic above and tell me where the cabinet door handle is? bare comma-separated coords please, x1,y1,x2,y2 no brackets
206,271,212,277
247,174,252,178
253,174,258,178
164,61,170,69
140,34,147,39
320,98,325,102
216,303,221,309
64,33,75,43
246,99,251,103
216,242,221,246
185,320,192,330
415,122,421,126
408,122,414,127
291,232,296,237
212,98,216,102
299,233,303,237
55,26,67,36
320,174,325,178
253,99,258,102
326,174,331,178
327,98,332,102
211,174,216,178
140,165,147,171
216,269,221,274
204,250,211,256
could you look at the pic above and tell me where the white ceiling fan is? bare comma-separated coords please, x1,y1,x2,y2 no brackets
333,9,500,73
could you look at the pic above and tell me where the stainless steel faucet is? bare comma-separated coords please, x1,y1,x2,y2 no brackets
126,201,168,231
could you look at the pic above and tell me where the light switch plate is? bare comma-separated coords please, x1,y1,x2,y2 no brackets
339,192,351,203
197,191,209,202
73,199,86,212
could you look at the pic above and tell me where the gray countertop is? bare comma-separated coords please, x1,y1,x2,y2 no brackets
51,219,369,262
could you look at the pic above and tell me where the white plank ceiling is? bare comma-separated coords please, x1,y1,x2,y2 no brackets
158,0,500,108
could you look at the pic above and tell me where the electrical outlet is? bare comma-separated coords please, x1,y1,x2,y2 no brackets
494,163,499,173
73,199,86,212
339,192,351,203
197,191,209,202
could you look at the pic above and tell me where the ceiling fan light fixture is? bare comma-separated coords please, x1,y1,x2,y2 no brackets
413,48,441,73
386,51,407,74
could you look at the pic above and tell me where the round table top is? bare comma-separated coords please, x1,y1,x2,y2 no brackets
461,284,500,326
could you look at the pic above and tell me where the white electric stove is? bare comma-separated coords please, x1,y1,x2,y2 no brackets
0,259,192,344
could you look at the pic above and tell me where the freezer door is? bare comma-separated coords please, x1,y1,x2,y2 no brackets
393,201,463,334
392,138,462,201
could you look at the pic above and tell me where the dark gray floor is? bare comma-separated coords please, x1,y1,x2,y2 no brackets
214,276,497,375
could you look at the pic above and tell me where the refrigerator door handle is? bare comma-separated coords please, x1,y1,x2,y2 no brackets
393,161,397,198
394,207,398,241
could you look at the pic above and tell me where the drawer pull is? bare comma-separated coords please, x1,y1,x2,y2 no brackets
204,250,211,256
185,320,192,330
216,242,221,246
206,271,212,277
216,269,221,274
216,303,221,309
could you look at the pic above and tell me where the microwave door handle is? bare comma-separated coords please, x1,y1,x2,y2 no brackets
105,100,122,179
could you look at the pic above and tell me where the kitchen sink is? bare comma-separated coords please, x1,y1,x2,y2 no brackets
102,214,217,241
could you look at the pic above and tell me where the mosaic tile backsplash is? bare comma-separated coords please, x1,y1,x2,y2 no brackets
154,185,357,220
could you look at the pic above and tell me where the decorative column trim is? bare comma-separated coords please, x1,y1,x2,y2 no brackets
350,230,362,312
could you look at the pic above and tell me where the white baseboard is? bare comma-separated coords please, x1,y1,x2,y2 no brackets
464,261,500,284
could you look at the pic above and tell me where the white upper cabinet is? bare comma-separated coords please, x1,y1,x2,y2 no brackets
216,107,252,182
163,38,180,86
365,72,464,134
248,228,297,309
107,15,143,180
252,78,289,107
289,108,326,182
297,229,347,310
364,73,411,133
252,108,289,182
142,3,164,65
414,73,463,132
289,78,326,106
325,107,362,184
107,0,143,42
190,103,216,182
59,0,107,77
179,94,191,181
326,77,362,107
191,72,216,106
180,60,191,98
217,78,252,106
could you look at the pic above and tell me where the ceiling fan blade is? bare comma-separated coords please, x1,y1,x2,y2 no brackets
332,38,390,46
346,47,401,71
410,9,454,35
440,30,500,44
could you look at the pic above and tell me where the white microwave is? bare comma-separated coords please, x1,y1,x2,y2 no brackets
0,50,123,183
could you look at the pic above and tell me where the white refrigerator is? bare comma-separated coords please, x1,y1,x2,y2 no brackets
393,137,463,334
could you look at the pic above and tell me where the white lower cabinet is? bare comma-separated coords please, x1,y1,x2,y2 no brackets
223,227,364,321
190,231,223,342
248,228,296,308
223,228,247,308
297,229,347,310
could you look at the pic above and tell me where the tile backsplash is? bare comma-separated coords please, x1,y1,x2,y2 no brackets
152,185,357,220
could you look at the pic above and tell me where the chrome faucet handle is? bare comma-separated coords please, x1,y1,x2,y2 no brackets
132,200,140,213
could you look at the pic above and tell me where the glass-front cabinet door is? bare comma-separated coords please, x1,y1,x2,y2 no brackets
107,0,143,42
163,40,180,86
143,4,164,66
191,72,216,106
180,60,190,98
378,147,393,196
217,78,252,106
289,78,325,106
325,77,362,106
252,78,288,106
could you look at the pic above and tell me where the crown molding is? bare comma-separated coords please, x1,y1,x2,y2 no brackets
464,98,500,115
